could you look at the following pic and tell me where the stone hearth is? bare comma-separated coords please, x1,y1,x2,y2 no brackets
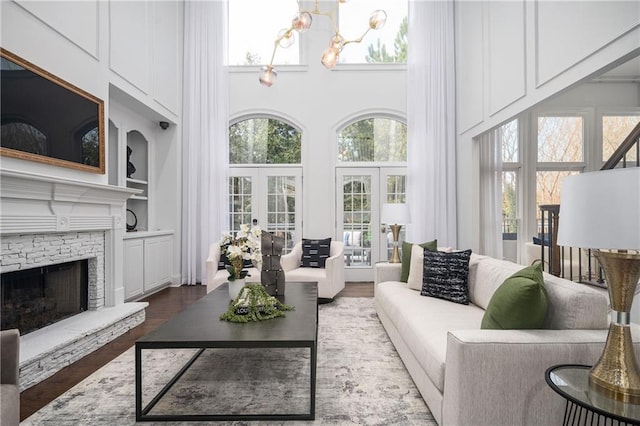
0,169,147,390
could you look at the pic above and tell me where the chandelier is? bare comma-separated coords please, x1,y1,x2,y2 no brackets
259,0,387,87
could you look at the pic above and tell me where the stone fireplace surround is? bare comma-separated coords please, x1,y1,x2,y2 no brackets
1,169,148,390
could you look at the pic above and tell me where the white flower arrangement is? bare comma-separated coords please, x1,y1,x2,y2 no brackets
219,224,262,281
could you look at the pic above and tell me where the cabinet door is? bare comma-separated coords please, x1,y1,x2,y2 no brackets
143,238,162,292
123,239,144,300
143,236,173,291
157,236,173,285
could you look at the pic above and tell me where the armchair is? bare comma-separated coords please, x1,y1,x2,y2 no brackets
205,243,261,293
281,241,345,300
1,329,20,426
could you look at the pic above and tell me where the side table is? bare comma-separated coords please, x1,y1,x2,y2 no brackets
546,364,640,425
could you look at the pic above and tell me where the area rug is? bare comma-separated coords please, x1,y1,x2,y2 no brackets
22,297,435,425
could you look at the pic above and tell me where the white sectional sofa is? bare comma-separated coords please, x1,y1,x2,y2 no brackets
373,252,639,426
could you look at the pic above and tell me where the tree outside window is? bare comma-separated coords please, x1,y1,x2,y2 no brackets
602,115,640,162
338,117,406,162
229,118,301,164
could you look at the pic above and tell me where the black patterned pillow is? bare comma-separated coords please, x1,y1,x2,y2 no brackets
421,249,472,305
300,238,332,268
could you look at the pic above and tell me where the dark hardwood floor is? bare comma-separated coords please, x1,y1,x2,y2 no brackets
19,282,373,421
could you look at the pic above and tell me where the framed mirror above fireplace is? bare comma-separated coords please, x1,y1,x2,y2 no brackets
0,48,105,173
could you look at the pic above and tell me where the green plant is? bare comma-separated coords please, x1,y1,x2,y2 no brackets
220,283,294,323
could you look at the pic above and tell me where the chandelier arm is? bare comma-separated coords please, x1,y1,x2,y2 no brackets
343,27,372,47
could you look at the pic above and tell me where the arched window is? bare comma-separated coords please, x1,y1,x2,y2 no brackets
229,117,301,164
337,117,406,162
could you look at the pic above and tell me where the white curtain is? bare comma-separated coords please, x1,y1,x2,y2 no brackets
181,0,229,285
478,129,503,259
406,0,457,247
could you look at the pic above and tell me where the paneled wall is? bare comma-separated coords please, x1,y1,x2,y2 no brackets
0,0,182,184
455,0,640,251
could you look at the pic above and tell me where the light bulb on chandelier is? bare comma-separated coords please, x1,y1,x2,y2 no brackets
259,1,387,87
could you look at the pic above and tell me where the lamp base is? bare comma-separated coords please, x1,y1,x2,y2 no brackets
589,251,640,404
389,224,402,263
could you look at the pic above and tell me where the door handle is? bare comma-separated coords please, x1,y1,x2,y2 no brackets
381,225,387,233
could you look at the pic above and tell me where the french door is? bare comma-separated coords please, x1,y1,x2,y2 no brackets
336,167,406,281
228,168,302,253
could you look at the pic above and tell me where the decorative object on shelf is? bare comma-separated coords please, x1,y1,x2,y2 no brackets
218,224,262,284
258,0,387,87
381,203,411,263
126,209,137,232
220,283,294,323
228,278,246,301
126,146,136,178
261,231,286,296
558,167,640,403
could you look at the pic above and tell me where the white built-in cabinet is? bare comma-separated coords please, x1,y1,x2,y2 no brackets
123,232,173,301
110,100,177,302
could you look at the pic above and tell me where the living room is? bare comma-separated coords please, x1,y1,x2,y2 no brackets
1,0,640,424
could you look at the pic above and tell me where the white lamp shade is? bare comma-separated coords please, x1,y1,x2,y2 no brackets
557,167,640,250
381,203,411,225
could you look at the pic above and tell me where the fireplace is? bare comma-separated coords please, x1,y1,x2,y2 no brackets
1,259,89,335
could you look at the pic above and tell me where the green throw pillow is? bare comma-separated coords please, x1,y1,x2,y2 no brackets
400,239,437,283
481,262,548,330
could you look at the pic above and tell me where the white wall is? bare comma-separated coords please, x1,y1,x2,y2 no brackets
229,11,407,240
455,0,640,251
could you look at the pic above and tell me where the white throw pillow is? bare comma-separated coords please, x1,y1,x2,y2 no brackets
407,244,425,291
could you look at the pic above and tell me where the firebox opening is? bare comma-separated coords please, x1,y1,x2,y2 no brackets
1,259,89,335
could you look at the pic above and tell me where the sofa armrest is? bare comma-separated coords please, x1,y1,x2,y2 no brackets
281,242,302,272
205,243,221,287
374,262,402,285
1,329,20,385
442,328,624,426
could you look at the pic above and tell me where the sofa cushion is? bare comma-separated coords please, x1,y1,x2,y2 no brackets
376,281,485,392
401,239,437,283
285,267,327,282
300,238,331,268
469,256,608,330
470,257,526,310
481,263,548,329
421,249,472,305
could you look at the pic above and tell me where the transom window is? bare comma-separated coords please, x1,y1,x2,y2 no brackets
338,0,408,64
228,0,299,66
229,117,301,164
337,117,406,162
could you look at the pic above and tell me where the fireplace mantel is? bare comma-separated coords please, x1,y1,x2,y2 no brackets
0,169,140,234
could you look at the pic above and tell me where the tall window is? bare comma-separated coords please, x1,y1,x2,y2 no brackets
337,117,406,162
338,0,408,64
500,120,519,242
229,118,301,164
535,115,585,229
228,0,299,65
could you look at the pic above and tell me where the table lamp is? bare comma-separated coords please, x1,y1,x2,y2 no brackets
557,167,640,403
381,203,410,263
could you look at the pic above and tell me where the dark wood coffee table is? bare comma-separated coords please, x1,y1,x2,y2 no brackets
135,282,318,422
